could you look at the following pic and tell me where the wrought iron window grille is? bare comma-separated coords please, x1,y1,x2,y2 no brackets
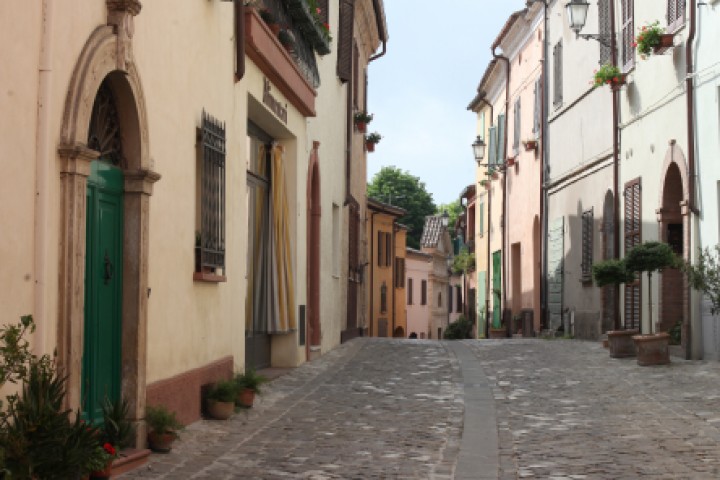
197,110,226,273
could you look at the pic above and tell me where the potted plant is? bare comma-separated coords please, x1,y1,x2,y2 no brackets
205,379,237,420
480,179,490,189
365,132,382,152
145,405,183,453
235,368,268,408
89,442,118,479
506,157,516,167
592,258,638,357
100,397,135,452
354,111,373,133
523,139,538,151
684,244,720,315
592,63,625,89
634,21,674,58
625,241,678,366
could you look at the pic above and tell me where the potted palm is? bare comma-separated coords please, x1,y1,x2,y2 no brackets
145,405,183,453
235,368,269,408
592,258,638,357
365,132,382,152
205,380,237,420
625,241,678,366
354,111,373,133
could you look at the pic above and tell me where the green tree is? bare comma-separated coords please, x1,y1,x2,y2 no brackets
367,166,436,250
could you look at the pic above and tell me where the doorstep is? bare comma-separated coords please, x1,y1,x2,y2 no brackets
112,448,150,476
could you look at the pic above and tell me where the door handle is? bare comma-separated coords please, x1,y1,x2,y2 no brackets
104,251,114,285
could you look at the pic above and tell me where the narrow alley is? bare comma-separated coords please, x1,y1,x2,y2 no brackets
120,338,720,479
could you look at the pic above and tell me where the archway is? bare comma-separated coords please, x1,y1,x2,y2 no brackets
57,14,158,444
658,155,687,337
306,143,321,358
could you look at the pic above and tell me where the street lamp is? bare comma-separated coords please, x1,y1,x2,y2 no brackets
564,0,612,47
472,136,486,164
440,210,450,228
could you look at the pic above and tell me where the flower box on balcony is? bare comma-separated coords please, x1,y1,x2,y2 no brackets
653,33,675,54
284,0,331,55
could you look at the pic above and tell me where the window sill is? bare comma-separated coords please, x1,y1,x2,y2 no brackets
193,272,227,283
580,277,593,287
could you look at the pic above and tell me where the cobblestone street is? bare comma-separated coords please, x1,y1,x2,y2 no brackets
120,338,720,479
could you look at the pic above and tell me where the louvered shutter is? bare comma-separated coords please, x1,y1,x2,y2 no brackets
513,98,521,156
624,179,642,330
667,0,685,30
408,278,413,305
377,231,383,267
533,77,541,139
234,1,245,81
385,232,392,266
553,41,563,106
488,126,498,166
581,209,594,281
598,0,612,65
621,0,635,70
337,0,354,83
497,114,506,164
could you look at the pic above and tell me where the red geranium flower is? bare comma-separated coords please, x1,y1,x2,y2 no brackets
103,443,116,457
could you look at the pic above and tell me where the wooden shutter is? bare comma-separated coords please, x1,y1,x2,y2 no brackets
385,232,392,266
234,1,245,81
581,209,594,282
456,286,462,313
533,77,541,139
448,284,453,313
598,0,612,65
553,41,563,106
337,0,354,82
421,280,427,305
408,278,413,305
479,201,485,237
513,98,521,155
377,231,383,267
667,0,685,31
624,178,642,330
621,0,635,71
497,114,506,164
353,42,359,108
488,126,498,166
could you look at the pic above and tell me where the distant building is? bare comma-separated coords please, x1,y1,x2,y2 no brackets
419,214,453,339
406,248,432,339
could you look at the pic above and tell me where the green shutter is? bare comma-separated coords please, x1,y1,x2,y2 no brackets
488,126,497,165
497,114,506,164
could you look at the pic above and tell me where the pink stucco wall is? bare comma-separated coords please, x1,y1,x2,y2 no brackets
406,250,432,339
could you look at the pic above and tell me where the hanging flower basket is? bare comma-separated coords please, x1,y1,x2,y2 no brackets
354,111,373,133
634,22,673,58
592,64,626,90
365,132,381,153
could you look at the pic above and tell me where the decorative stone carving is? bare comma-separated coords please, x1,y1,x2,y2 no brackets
106,0,142,71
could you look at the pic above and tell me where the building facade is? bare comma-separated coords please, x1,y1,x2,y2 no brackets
406,248,432,339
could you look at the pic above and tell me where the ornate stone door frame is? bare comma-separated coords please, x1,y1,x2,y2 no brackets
57,1,159,444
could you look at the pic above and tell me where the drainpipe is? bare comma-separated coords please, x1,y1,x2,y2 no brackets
480,97,494,337
34,0,55,354
368,0,386,63
491,44,510,337
609,0,622,332
391,222,397,335
538,0,549,333
369,211,375,337
685,0,698,359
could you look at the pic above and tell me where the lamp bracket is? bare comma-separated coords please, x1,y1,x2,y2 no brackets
575,32,614,49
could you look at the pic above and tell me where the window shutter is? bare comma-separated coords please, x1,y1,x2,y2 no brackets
513,98,521,155
352,42,359,108
448,284,453,313
377,231,383,267
408,278,413,304
337,0,354,83
234,1,245,81
497,114,506,164
533,77,541,138
598,0,612,65
386,232,392,266
667,0,685,30
488,126,498,165
553,41,563,106
623,178,642,330
621,0,635,70
421,280,427,305
479,202,485,237
456,286,462,313
581,209,594,282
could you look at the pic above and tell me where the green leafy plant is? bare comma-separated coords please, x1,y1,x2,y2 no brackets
592,63,623,88
100,397,135,450
235,368,268,394
625,241,678,331
634,21,664,57
365,132,382,145
206,380,238,403
145,405,183,436
443,316,473,340
452,249,475,274
354,111,374,124
307,0,332,43
684,245,720,315
592,259,635,287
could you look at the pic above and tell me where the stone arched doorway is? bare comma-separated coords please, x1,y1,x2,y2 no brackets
57,7,158,444
306,143,321,359
657,144,689,341
601,189,616,332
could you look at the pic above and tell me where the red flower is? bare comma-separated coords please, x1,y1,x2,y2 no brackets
316,7,321,14
613,76,619,82
103,443,116,457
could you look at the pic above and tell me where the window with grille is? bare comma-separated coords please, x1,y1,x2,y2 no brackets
624,178,642,330
197,110,226,274
621,0,635,71
581,208,594,283
408,278,413,304
598,0,612,66
553,41,563,107
667,0,686,32
421,280,427,305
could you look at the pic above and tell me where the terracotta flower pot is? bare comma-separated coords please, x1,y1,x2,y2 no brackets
207,399,235,420
365,141,375,153
355,121,367,133
633,332,670,366
607,329,639,358
147,431,176,453
507,157,516,166
653,33,675,53
237,388,256,408
90,460,113,479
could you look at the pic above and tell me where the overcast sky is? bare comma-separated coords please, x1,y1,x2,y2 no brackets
366,1,527,206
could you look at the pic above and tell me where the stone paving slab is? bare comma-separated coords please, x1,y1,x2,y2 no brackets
121,338,720,479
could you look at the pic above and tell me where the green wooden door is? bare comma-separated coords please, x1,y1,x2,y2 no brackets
492,250,502,328
83,160,123,423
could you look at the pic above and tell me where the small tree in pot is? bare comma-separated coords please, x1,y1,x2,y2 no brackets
592,258,637,357
145,405,183,453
